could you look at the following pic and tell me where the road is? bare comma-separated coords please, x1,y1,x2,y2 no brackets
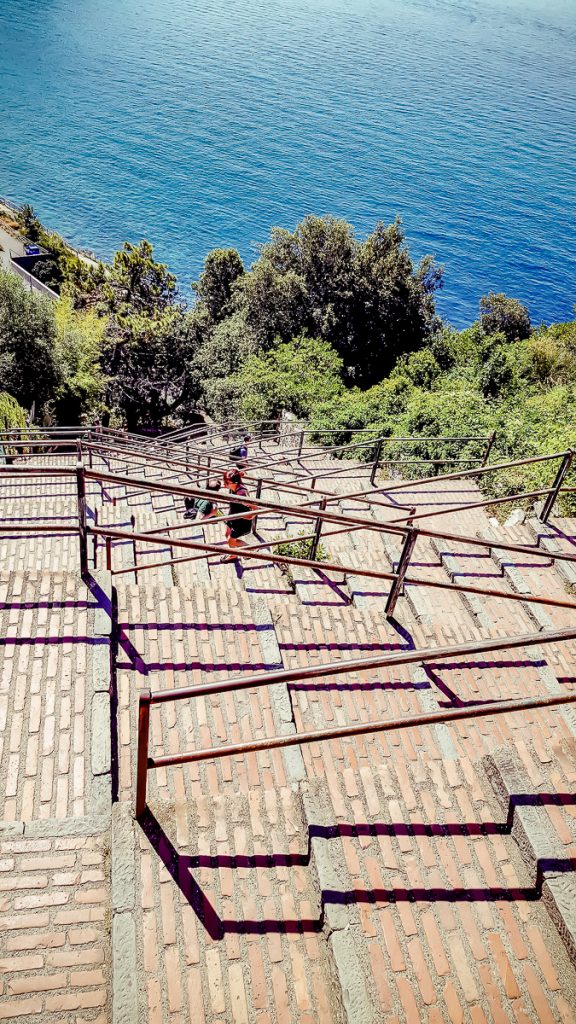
0,220,27,270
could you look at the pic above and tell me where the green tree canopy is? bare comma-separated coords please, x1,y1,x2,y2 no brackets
193,248,244,324
53,298,107,424
0,270,60,414
102,308,200,430
228,334,344,422
480,292,531,342
101,240,177,319
230,215,442,386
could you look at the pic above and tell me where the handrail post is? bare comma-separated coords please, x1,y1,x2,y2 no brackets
131,514,138,580
135,690,152,818
76,457,88,579
481,431,496,467
106,535,112,571
309,497,327,561
205,455,211,489
541,451,573,523
298,430,305,458
385,527,418,618
370,439,384,486
252,479,263,534
93,508,98,569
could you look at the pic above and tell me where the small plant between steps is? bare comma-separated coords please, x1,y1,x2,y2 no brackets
273,533,329,590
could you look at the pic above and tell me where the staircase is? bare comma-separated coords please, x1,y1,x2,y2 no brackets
0,426,575,1024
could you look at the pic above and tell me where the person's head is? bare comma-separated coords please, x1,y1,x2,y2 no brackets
223,468,243,491
209,480,221,492
243,435,251,443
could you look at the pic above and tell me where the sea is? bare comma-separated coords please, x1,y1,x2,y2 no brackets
0,0,574,327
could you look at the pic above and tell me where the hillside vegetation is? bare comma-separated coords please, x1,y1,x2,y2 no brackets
0,205,574,505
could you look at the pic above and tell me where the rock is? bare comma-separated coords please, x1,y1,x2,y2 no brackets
504,508,526,527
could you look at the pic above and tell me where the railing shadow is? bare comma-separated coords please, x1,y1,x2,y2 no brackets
140,792,576,939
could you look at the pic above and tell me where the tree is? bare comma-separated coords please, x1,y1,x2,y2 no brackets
353,219,442,384
235,261,308,349
480,292,531,342
192,311,260,420
103,309,200,430
0,270,60,413
228,335,344,422
34,258,63,292
101,240,177,319
0,391,26,432
193,248,244,324
53,298,107,423
17,204,42,242
232,215,442,386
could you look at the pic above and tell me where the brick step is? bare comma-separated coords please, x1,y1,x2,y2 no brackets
0,570,112,823
115,582,293,804
525,514,576,593
128,787,344,1024
423,534,576,720
303,744,576,1024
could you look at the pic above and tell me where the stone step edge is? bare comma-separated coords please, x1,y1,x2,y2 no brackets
525,517,576,591
483,746,576,965
301,780,378,1024
237,594,370,1022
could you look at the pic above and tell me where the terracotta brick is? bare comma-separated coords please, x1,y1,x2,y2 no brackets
526,926,560,991
522,964,556,1024
74,887,106,905
68,927,101,945
407,937,436,1005
443,980,464,1024
0,953,44,972
0,996,43,1019
205,947,225,1016
70,969,106,987
0,912,49,932
229,962,249,1024
6,931,65,952
271,965,291,1024
367,942,392,1011
147,977,163,1024
165,946,182,1013
380,909,406,971
290,944,312,1012
47,948,104,968
186,969,205,1024
9,972,66,994
396,975,421,1021
14,892,68,911
420,911,450,977
44,989,108,1012
247,940,269,1010
487,933,520,999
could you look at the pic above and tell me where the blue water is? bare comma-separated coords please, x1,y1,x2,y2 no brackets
0,0,574,326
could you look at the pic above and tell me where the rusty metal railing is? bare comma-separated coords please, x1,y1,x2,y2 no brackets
134,625,576,816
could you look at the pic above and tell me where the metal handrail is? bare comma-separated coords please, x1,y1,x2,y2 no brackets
93,523,576,616
134,624,576,815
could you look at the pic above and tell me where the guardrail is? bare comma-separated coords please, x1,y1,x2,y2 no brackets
2,432,576,822
134,626,576,816
1,446,574,605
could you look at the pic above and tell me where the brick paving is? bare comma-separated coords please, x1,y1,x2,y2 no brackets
0,831,110,1022
1,433,576,1022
